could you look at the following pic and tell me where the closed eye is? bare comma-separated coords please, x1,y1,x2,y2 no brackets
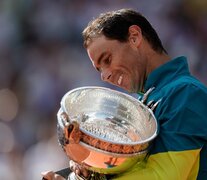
95,53,111,72
103,56,111,65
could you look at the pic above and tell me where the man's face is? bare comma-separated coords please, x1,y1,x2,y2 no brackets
87,35,146,93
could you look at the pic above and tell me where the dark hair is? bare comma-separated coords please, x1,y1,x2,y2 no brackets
82,8,167,54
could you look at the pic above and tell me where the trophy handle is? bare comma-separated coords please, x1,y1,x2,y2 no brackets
141,87,162,112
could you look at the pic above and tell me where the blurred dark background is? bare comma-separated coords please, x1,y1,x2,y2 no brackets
0,0,206,179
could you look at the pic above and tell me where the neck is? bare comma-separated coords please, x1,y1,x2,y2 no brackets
146,51,170,77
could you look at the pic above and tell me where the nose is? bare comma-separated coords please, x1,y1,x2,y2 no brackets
101,69,112,82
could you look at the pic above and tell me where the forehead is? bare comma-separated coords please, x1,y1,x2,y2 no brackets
87,35,116,63
87,36,107,58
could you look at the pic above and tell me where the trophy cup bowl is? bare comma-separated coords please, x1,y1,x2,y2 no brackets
57,86,158,175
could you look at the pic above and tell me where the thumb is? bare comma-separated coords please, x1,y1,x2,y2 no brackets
41,171,54,180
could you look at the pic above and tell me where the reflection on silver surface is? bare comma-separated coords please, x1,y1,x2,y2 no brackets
58,86,158,174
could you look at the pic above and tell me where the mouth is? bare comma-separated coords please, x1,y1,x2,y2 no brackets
117,74,123,85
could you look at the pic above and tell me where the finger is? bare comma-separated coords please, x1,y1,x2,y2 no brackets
69,161,80,175
54,174,65,180
69,160,89,178
75,168,81,176
69,160,76,171
76,164,89,178
74,164,82,175
81,168,89,178
41,171,54,180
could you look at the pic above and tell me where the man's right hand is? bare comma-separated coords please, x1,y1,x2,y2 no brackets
41,171,65,180
69,160,90,178
41,160,90,180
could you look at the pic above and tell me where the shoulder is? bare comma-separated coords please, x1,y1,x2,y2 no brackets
155,75,207,122
160,75,207,104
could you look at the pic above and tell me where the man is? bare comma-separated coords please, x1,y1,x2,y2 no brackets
42,8,207,179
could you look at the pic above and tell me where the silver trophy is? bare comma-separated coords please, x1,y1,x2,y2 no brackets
56,86,160,179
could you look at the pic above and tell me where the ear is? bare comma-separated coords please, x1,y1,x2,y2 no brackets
128,25,142,48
